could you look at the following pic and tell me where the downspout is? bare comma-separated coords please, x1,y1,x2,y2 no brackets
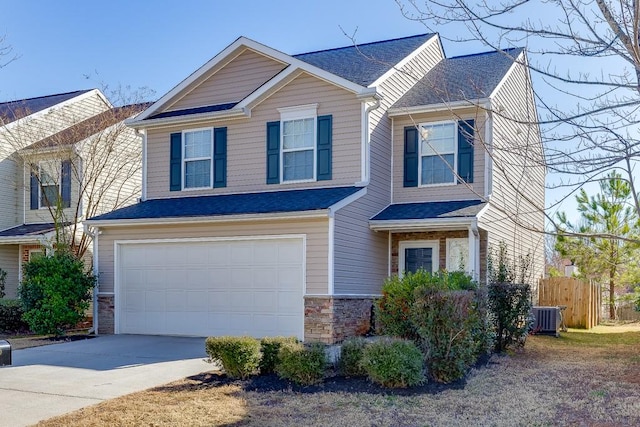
359,97,382,185
23,162,26,224
469,220,481,282
86,226,100,334
136,129,147,201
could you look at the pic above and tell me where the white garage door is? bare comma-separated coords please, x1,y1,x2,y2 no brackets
116,237,304,339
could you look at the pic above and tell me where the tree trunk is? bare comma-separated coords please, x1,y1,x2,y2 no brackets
609,270,616,320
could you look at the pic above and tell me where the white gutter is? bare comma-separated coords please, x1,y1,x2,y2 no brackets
369,216,476,231
125,108,249,129
85,209,329,228
387,98,490,117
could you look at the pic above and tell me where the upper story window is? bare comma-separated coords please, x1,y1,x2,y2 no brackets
282,118,315,182
169,127,227,192
30,159,71,210
403,119,474,188
183,129,213,189
39,160,60,208
419,122,456,185
266,105,332,185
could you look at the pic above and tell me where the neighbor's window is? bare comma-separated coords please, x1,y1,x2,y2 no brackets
39,160,60,208
420,122,456,185
183,129,212,189
399,240,439,277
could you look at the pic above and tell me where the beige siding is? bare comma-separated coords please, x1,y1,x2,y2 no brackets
0,245,19,298
166,49,287,111
333,37,443,294
4,91,111,228
79,123,142,219
146,73,362,199
392,107,488,203
96,218,329,296
479,61,545,285
22,153,82,225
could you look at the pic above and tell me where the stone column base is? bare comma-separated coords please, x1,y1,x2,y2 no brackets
304,296,375,344
97,295,115,334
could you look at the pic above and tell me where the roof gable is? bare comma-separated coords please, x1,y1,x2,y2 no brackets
293,34,436,87
0,90,92,125
392,48,524,109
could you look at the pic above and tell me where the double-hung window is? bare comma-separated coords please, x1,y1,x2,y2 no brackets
39,160,60,208
279,104,317,183
419,121,457,186
183,129,213,189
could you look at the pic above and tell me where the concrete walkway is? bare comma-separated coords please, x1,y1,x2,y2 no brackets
0,335,211,427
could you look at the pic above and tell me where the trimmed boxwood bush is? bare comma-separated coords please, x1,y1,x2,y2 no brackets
205,336,262,379
338,336,367,377
0,299,28,333
411,288,485,383
276,342,327,385
360,338,424,388
259,336,298,374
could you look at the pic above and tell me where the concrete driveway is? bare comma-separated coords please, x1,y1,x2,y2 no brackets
0,335,211,427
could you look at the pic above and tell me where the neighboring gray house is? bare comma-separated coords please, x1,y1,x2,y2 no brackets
86,34,545,343
0,90,143,299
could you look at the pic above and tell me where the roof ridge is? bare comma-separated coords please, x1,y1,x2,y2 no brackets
293,33,435,57
447,47,523,60
0,89,92,106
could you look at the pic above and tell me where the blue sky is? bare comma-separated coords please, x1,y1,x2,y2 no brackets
0,0,481,101
0,1,613,221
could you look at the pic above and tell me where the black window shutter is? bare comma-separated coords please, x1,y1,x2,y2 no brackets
316,115,332,181
213,127,227,188
403,126,419,187
457,120,475,183
61,160,71,208
266,121,280,184
30,165,39,210
169,132,182,191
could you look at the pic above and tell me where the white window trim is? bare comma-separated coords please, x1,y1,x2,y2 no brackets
181,127,214,191
278,104,318,184
398,240,440,277
38,159,61,210
446,238,469,273
418,120,458,187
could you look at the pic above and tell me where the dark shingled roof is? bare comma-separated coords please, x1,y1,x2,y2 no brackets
0,90,92,125
294,34,436,87
371,200,486,221
89,186,362,221
148,102,237,120
392,48,523,108
27,103,149,150
0,223,57,238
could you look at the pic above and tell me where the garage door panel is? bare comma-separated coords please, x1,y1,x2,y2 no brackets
119,238,304,338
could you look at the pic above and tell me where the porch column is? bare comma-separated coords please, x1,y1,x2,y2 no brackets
468,226,480,281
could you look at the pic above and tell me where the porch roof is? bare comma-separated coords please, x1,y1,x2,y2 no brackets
370,200,486,231
0,223,57,244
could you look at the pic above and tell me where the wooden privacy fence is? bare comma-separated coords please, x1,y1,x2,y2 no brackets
538,277,601,329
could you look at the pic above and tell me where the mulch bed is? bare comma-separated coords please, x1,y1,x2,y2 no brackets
167,353,495,396
0,331,95,350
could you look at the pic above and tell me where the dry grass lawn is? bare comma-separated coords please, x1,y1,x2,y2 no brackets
37,325,640,427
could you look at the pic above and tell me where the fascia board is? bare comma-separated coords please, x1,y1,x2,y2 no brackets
369,216,475,231
387,99,490,117
84,209,329,227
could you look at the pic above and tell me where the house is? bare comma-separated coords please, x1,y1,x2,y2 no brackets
0,89,144,300
86,34,545,343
